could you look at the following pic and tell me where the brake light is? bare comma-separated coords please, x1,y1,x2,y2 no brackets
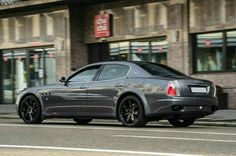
167,81,179,96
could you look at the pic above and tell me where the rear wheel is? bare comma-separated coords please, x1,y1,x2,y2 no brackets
168,118,195,127
73,118,93,125
19,95,43,124
117,95,147,127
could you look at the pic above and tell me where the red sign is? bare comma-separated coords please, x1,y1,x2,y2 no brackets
204,40,211,47
94,14,111,38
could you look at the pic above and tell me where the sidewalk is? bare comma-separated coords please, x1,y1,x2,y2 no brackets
1,104,236,127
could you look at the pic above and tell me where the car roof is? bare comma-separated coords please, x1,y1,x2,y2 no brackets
79,61,152,78
88,61,136,66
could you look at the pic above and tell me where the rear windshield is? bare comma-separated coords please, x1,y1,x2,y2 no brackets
135,62,186,76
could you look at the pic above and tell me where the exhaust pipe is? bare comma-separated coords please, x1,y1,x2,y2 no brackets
172,105,184,112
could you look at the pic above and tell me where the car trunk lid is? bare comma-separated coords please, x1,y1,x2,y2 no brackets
176,79,214,97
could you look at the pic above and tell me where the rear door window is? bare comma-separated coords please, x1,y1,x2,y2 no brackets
97,64,130,81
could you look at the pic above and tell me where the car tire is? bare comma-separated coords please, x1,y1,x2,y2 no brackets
19,95,43,124
117,95,147,127
73,118,93,125
168,118,195,127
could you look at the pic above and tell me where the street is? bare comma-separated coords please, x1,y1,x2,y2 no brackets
0,119,235,156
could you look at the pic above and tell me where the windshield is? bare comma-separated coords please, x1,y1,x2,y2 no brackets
135,62,186,76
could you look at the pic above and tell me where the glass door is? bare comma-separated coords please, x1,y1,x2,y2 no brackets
29,49,44,87
1,51,14,103
13,50,27,99
0,47,56,104
44,48,56,84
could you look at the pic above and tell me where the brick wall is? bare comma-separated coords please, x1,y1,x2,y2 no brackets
84,0,168,43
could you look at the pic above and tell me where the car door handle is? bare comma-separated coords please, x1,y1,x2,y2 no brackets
115,84,124,87
79,86,87,89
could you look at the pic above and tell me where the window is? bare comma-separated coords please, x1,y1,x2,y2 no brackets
69,66,100,82
194,31,236,72
151,40,168,64
195,33,223,72
136,62,185,76
131,41,149,61
32,15,40,37
109,38,168,65
109,42,129,61
226,31,236,70
97,65,129,81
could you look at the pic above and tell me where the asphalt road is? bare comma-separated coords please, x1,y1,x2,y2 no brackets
0,118,235,156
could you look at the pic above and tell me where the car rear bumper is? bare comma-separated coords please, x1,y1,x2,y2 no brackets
146,96,218,119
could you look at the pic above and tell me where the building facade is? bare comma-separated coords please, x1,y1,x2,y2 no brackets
0,0,70,103
0,0,236,108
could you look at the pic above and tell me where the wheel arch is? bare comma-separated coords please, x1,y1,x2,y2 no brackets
116,91,149,118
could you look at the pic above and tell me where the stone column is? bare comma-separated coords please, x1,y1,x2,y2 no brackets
69,4,88,70
167,0,190,75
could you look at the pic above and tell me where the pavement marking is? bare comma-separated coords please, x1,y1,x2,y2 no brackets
114,135,236,143
0,145,203,156
0,123,236,136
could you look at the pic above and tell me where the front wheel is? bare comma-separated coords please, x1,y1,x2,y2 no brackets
19,95,43,124
117,95,147,127
168,118,195,127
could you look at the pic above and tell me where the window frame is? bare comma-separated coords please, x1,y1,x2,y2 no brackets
192,30,236,73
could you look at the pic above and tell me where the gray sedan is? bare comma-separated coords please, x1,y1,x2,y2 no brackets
16,61,218,127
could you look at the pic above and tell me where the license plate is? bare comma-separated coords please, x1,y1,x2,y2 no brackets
191,87,207,93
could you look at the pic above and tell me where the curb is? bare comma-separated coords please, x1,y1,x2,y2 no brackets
0,115,18,119
194,121,236,127
0,115,236,127
158,121,236,127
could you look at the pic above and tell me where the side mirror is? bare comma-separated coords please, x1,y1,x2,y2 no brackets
59,77,66,83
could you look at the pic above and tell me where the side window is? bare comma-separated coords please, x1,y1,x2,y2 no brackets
98,64,129,81
69,65,100,82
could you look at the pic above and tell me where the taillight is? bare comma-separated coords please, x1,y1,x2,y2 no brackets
167,81,180,96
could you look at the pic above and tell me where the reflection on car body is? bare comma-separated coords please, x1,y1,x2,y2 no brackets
16,61,218,127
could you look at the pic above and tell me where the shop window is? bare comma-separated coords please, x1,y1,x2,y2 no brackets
131,42,149,61
195,32,223,72
109,38,168,64
109,42,129,61
226,31,236,70
151,40,168,65
0,47,56,103
194,31,236,72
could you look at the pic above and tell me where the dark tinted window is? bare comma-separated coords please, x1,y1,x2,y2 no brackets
98,64,129,81
136,62,186,76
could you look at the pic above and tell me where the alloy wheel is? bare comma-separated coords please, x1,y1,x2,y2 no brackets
118,95,147,127
20,95,42,124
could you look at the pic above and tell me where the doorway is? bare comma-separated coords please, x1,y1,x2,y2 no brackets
0,47,56,104
87,43,109,63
